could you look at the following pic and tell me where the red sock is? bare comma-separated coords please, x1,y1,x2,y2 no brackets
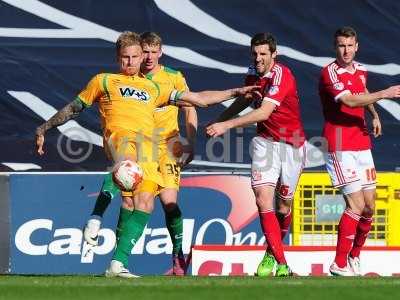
265,210,292,254
350,215,373,258
335,209,360,268
260,210,286,264
276,209,292,240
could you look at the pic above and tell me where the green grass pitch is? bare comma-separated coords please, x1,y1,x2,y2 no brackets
0,276,399,300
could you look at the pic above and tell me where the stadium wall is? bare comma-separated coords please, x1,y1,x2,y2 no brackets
0,173,269,275
192,245,400,276
0,175,10,273
0,172,399,275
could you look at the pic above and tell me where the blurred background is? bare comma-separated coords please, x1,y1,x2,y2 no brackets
0,0,399,172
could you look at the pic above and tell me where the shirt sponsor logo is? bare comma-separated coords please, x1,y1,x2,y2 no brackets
333,82,344,91
119,86,150,101
268,85,279,96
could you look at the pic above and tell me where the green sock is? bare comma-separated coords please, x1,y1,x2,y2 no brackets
165,206,183,256
91,173,120,218
113,210,150,267
116,207,133,241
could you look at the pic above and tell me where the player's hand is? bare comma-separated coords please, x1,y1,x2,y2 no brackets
384,85,400,99
233,85,261,96
371,117,382,138
251,90,263,101
36,133,45,155
206,122,229,137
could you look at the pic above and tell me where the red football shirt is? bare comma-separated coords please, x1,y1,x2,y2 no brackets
245,62,305,147
319,61,370,151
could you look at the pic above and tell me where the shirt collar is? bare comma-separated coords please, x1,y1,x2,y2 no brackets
259,62,276,78
335,61,359,75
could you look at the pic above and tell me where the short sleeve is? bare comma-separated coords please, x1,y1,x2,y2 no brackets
320,67,351,102
175,71,189,92
262,70,290,106
76,74,103,107
153,81,174,107
166,89,186,107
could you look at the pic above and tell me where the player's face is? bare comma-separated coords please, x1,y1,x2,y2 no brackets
335,36,358,67
118,45,143,76
251,44,276,76
142,43,162,72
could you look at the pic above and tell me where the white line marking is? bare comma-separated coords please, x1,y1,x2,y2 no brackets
1,162,42,170
154,0,400,75
8,91,103,146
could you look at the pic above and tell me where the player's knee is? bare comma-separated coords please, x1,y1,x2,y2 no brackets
122,196,134,210
159,189,178,208
344,191,365,215
163,202,178,213
363,190,376,210
277,200,292,215
134,192,155,213
254,193,273,211
348,199,365,215
135,200,154,213
363,203,375,217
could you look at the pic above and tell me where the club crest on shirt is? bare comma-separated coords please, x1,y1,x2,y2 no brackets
333,82,344,91
268,85,279,96
119,86,150,101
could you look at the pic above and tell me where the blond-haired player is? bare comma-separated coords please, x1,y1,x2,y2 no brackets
35,31,259,278
84,31,197,275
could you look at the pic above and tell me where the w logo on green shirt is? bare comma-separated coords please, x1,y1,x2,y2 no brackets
119,86,150,101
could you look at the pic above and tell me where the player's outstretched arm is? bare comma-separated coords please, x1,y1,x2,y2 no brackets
173,85,260,107
35,98,85,155
206,100,275,137
340,85,400,107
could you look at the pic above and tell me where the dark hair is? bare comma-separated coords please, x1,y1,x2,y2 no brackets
140,31,162,47
251,33,277,53
334,26,357,45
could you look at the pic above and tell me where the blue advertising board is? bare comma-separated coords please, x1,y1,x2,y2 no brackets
4,173,288,275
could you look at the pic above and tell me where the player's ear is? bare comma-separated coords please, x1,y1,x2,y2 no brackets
272,51,277,59
158,49,163,58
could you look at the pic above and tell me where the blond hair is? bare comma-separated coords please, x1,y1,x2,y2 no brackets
140,31,162,48
116,31,141,54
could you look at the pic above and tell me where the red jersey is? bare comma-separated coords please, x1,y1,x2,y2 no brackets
245,62,305,147
319,61,370,151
